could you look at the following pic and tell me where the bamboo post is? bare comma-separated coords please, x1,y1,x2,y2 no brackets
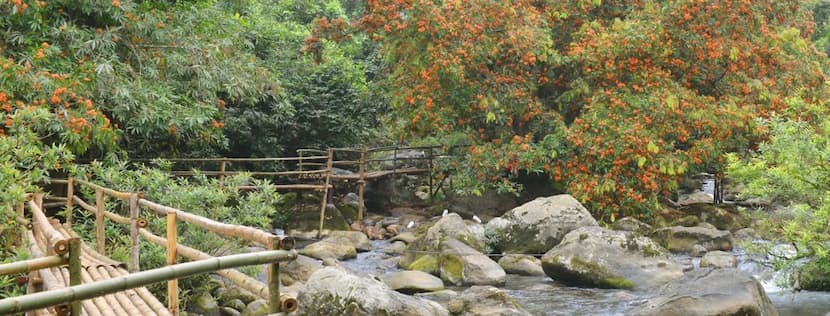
357,148,366,222
129,193,140,273
95,189,105,254
166,212,178,315
428,147,434,202
65,177,74,227
392,147,398,174
34,193,43,213
68,238,81,316
219,159,227,187
267,236,281,314
318,149,333,239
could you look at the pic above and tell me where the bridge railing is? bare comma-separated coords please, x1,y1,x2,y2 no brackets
50,178,298,315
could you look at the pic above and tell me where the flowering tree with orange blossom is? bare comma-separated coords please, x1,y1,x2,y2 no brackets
309,0,828,220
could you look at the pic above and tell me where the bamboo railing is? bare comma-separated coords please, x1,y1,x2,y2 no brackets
58,178,297,315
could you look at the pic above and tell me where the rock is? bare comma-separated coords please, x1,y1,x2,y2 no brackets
406,254,439,274
696,222,717,230
241,299,268,316
439,238,506,286
541,226,683,290
390,232,418,244
734,228,757,241
684,204,750,231
415,289,459,302
768,243,797,260
219,287,257,305
322,257,339,266
336,193,361,222
382,241,408,255
700,251,738,269
298,267,449,316
300,239,357,260
387,224,401,236
630,268,778,316
280,255,322,286
224,299,247,312
288,204,350,231
672,215,701,227
611,217,653,235
792,258,830,291
363,225,385,240
651,226,734,253
381,270,445,294
221,306,241,316
497,254,545,276
399,214,486,268
446,286,531,316
689,244,708,257
190,293,221,316
485,194,598,254
678,191,713,206
444,189,520,221
327,230,372,252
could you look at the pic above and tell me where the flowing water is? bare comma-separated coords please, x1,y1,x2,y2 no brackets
336,239,830,315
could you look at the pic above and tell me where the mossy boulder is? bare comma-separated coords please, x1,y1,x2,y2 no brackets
610,217,653,235
684,204,750,231
241,299,268,316
399,213,484,268
485,194,598,254
300,238,357,260
297,267,449,316
438,238,506,286
189,293,220,316
406,254,439,274
650,226,734,253
444,286,531,316
497,254,545,276
793,257,830,291
630,269,778,316
280,254,322,286
288,204,350,231
541,226,683,290
699,251,737,269
327,230,372,252
381,271,445,294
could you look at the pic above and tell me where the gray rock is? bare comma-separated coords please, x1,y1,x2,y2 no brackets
678,191,714,206
498,254,545,276
381,270,445,294
700,251,738,269
611,217,653,235
446,286,531,316
280,254,322,286
390,232,418,244
224,299,247,312
485,195,598,254
322,257,339,266
298,267,449,316
219,287,257,305
439,238,506,286
696,222,718,230
541,226,683,290
399,213,486,268
651,226,734,253
190,293,221,316
327,230,373,252
415,289,459,302
300,239,357,260
734,228,757,241
241,299,268,316
630,268,778,316
221,306,241,316
689,244,708,257
382,241,408,255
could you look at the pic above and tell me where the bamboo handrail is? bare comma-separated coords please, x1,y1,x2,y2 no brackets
0,250,298,315
0,255,67,276
72,195,143,227
129,156,328,162
28,200,69,255
74,179,134,201
169,169,328,177
137,199,277,246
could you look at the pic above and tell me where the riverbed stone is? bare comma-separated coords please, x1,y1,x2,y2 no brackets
381,270,445,294
485,194,598,254
280,254,322,286
241,299,268,316
190,293,221,316
689,244,708,257
390,231,418,244
541,226,683,290
298,267,449,316
700,251,738,269
382,241,408,255
300,238,357,260
224,298,247,312
445,286,531,316
498,254,545,276
399,213,485,269
611,217,653,235
650,226,734,253
792,258,830,291
439,238,506,286
221,306,241,316
630,268,778,316
327,230,373,252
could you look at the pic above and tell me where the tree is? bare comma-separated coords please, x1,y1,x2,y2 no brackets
312,0,828,219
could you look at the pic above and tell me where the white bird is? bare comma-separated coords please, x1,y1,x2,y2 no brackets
407,221,415,229
442,209,449,217
472,215,482,224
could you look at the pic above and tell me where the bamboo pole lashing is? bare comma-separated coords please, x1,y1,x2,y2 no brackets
166,212,178,316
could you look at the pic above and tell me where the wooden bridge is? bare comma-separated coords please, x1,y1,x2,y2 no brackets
0,179,298,316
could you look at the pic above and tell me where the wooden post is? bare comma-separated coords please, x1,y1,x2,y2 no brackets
166,211,179,315
68,238,81,316
428,147,434,202
218,159,227,187
267,236,281,314
16,203,25,246
95,189,105,254
129,193,140,273
357,148,366,222
65,177,74,227
318,149,333,238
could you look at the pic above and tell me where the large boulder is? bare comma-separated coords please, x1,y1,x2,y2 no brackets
300,239,357,260
630,268,778,316
650,226,734,253
400,213,485,268
541,226,683,290
485,195,598,254
327,230,373,252
381,270,445,294
497,254,545,276
280,254,322,286
445,189,520,221
684,204,750,231
298,267,449,316
438,238,506,286
611,217,653,235
792,257,830,291
699,251,738,269
445,286,531,316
